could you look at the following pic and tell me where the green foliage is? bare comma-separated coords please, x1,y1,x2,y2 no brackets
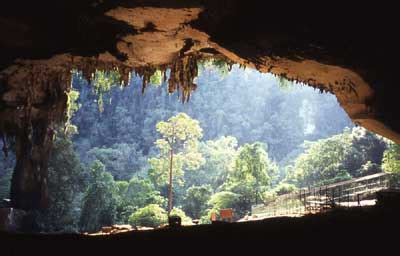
150,70,163,86
71,66,352,166
87,143,146,180
80,161,120,232
359,161,382,176
382,143,400,174
113,178,167,225
286,127,387,187
182,185,213,219
382,143,400,186
65,88,80,135
274,183,296,196
116,180,129,195
208,191,240,210
148,113,204,212
276,76,294,90
199,208,219,224
92,69,122,112
128,204,167,228
198,58,232,76
36,134,86,233
261,190,277,205
122,177,166,210
149,113,204,187
206,191,245,218
223,142,278,214
185,136,238,190
155,113,203,150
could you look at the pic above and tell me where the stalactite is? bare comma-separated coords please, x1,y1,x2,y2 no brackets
168,54,200,103
135,67,157,94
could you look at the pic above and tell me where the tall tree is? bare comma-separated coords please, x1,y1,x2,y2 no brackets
223,142,278,214
148,113,203,214
80,161,119,232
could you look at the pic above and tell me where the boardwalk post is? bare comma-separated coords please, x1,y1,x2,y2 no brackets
347,190,350,208
319,187,322,211
325,186,328,211
299,190,302,215
313,188,316,212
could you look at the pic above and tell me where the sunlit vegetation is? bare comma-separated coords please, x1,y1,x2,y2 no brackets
0,64,396,233
198,58,233,76
128,204,167,228
277,76,294,90
91,69,122,112
65,88,80,135
382,143,400,186
148,113,204,214
149,70,163,87
37,132,86,232
284,127,387,187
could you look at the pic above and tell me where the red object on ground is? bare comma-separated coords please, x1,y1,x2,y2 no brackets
220,209,233,222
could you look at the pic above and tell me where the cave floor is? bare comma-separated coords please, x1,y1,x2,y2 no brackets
1,205,399,255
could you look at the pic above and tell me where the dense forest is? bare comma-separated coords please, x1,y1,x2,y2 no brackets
0,64,399,233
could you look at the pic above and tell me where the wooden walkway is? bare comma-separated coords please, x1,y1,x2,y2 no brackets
252,173,392,218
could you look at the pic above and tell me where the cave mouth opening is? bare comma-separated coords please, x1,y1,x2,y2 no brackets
1,60,397,235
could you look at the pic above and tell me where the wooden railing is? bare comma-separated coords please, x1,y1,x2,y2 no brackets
252,173,392,218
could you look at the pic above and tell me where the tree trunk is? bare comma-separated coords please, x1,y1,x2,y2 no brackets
168,149,174,215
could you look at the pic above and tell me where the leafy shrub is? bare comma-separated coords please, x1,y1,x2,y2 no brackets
261,191,277,205
208,191,240,210
274,183,296,196
128,204,167,228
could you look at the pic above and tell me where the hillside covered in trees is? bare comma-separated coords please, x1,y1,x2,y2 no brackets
0,64,398,233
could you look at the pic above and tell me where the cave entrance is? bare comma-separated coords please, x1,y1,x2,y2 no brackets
0,61,397,234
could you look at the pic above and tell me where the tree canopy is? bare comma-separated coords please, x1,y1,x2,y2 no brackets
149,113,204,213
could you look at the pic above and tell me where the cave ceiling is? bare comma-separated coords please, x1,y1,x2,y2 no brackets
0,0,400,209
